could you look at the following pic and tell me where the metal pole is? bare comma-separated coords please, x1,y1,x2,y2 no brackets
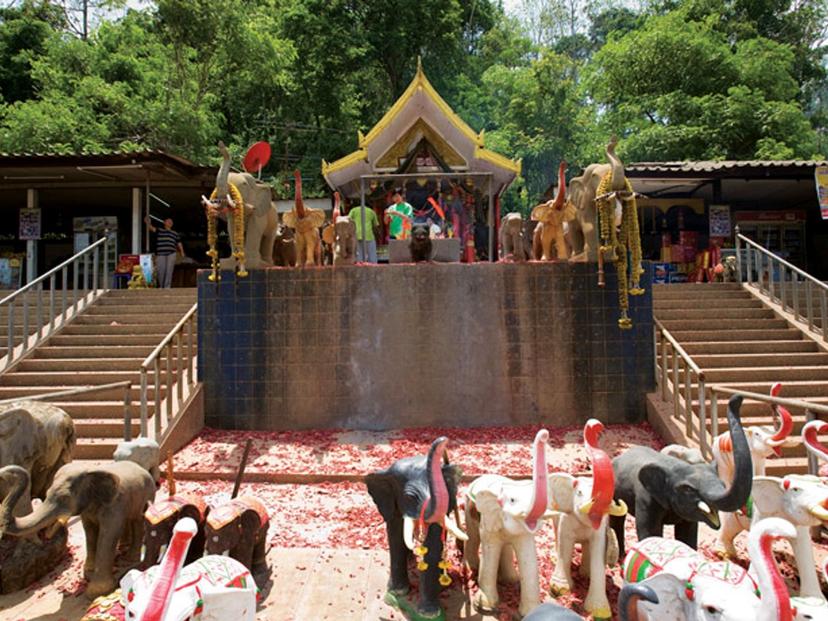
821,290,828,342
123,386,132,442
735,226,742,282
6,301,13,365
487,177,494,261
807,409,818,476
140,368,148,437
698,378,708,457
145,172,151,254
807,279,814,331
360,178,366,262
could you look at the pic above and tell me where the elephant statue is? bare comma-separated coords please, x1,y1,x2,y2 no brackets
611,395,752,558
272,223,297,267
618,584,660,621
621,517,796,621
0,461,155,597
499,212,529,261
282,170,324,267
522,602,584,620
531,161,575,261
211,142,278,270
141,492,209,569
802,418,828,473
204,495,269,575
548,419,628,621
365,436,467,621
0,400,75,503
464,429,551,616
331,193,357,266
122,517,258,621
791,556,828,620
113,436,161,486
713,383,795,558
567,137,627,263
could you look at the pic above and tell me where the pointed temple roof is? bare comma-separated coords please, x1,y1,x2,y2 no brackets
322,59,521,197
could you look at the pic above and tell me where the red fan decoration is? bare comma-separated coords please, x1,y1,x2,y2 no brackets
242,141,271,174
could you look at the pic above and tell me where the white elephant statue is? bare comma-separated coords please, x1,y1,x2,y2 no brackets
713,383,795,558
465,429,551,617
792,556,828,620
210,142,278,269
122,517,258,621
548,419,628,621
622,518,797,621
113,436,161,486
803,418,828,475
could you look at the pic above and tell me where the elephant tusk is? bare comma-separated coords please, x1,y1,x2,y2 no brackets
609,499,628,517
809,505,828,521
578,500,594,515
697,501,712,515
403,516,417,551
444,515,468,542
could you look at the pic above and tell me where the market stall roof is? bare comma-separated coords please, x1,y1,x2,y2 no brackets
0,149,216,188
322,59,521,197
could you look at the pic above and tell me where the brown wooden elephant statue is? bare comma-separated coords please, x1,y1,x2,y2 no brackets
531,161,575,260
282,170,324,267
204,496,269,574
141,493,208,569
0,461,156,598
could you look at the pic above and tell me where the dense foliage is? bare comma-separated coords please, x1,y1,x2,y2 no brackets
0,0,825,205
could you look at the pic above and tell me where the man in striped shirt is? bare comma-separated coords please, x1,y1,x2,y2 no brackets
145,217,185,288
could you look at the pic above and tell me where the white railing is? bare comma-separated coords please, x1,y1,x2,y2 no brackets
138,304,197,444
736,227,828,343
0,236,110,373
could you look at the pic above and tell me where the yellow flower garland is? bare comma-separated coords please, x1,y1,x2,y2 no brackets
595,171,644,329
207,182,248,280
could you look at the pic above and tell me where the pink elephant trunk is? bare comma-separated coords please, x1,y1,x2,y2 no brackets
139,519,197,621
523,429,549,532
425,437,449,524
585,419,614,530
294,170,306,219
333,192,341,220
803,420,828,463
769,383,793,444
553,162,567,210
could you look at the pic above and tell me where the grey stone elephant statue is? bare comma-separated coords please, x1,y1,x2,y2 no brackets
567,137,627,262
0,401,75,505
499,212,529,261
331,192,356,266
213,142,278,269
113,437,160,486
0,461,156,598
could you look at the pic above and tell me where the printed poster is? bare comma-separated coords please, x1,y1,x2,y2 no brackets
816,166,828,219
19,208,41,240
708,204,731,237
139,254,154,285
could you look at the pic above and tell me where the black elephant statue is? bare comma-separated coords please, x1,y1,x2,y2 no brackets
0,461,156,597
204,495,268,574
611,395,752,557
141,492,209,569
365,436,467,621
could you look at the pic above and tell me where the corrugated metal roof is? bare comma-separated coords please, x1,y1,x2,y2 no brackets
627,160,828,173
0,148,212,169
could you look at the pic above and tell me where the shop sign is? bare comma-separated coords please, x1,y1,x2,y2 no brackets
816,166,828,219
708,204,731,237
19,208,41,240
73,216,118,232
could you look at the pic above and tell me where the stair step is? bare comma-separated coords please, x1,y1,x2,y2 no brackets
692,353,828,368
83,303,195,314
695,397,828,419
74,419,142,438
72,438,122,460
654,299,761,310
73,315,184,325
60,324,173,335
765,458,809,476
658,318,790,331
0,371,147,386
47,334,167,346
0,385,166,401
656,308,776,321
48,401,143,418
32,345,155,359
17,358,147,372
689,381,828,398
676,341,818,355
702,366,828,383
666,329,802,342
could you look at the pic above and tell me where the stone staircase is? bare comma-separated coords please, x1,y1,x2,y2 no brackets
0,288,43,362
654,282,828,476
0,288,197,461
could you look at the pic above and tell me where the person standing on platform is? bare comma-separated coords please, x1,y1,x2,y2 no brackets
384,189,413,240
145,216,185,288
348,204,380,263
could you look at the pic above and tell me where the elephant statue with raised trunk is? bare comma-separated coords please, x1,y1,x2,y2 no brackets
621,517,797,621
499,212,529,261
121,517,259,621
142,493,209,569
365,436,467,621
464,429,551,616
531,162,575,261
332,193,357,266
282,170,324,267
204,496,269,575
611,395,753,558
0,461,155,598
209,141,279,270
549,419,628,621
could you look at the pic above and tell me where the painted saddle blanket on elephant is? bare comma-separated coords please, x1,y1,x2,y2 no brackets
81,589,125,621
145,494,208,525
206,496,268,530
624,537,758,592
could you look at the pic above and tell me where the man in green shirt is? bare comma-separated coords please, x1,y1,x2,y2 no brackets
348,204,380,263
384,189,413,240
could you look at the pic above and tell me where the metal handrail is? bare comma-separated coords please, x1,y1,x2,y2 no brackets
138,303,198,441
0,235,111,373
735,227,828,342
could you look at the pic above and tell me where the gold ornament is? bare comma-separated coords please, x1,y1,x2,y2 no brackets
207,182,247,280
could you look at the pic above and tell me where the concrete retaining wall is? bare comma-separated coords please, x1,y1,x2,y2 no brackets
198,262,655,430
